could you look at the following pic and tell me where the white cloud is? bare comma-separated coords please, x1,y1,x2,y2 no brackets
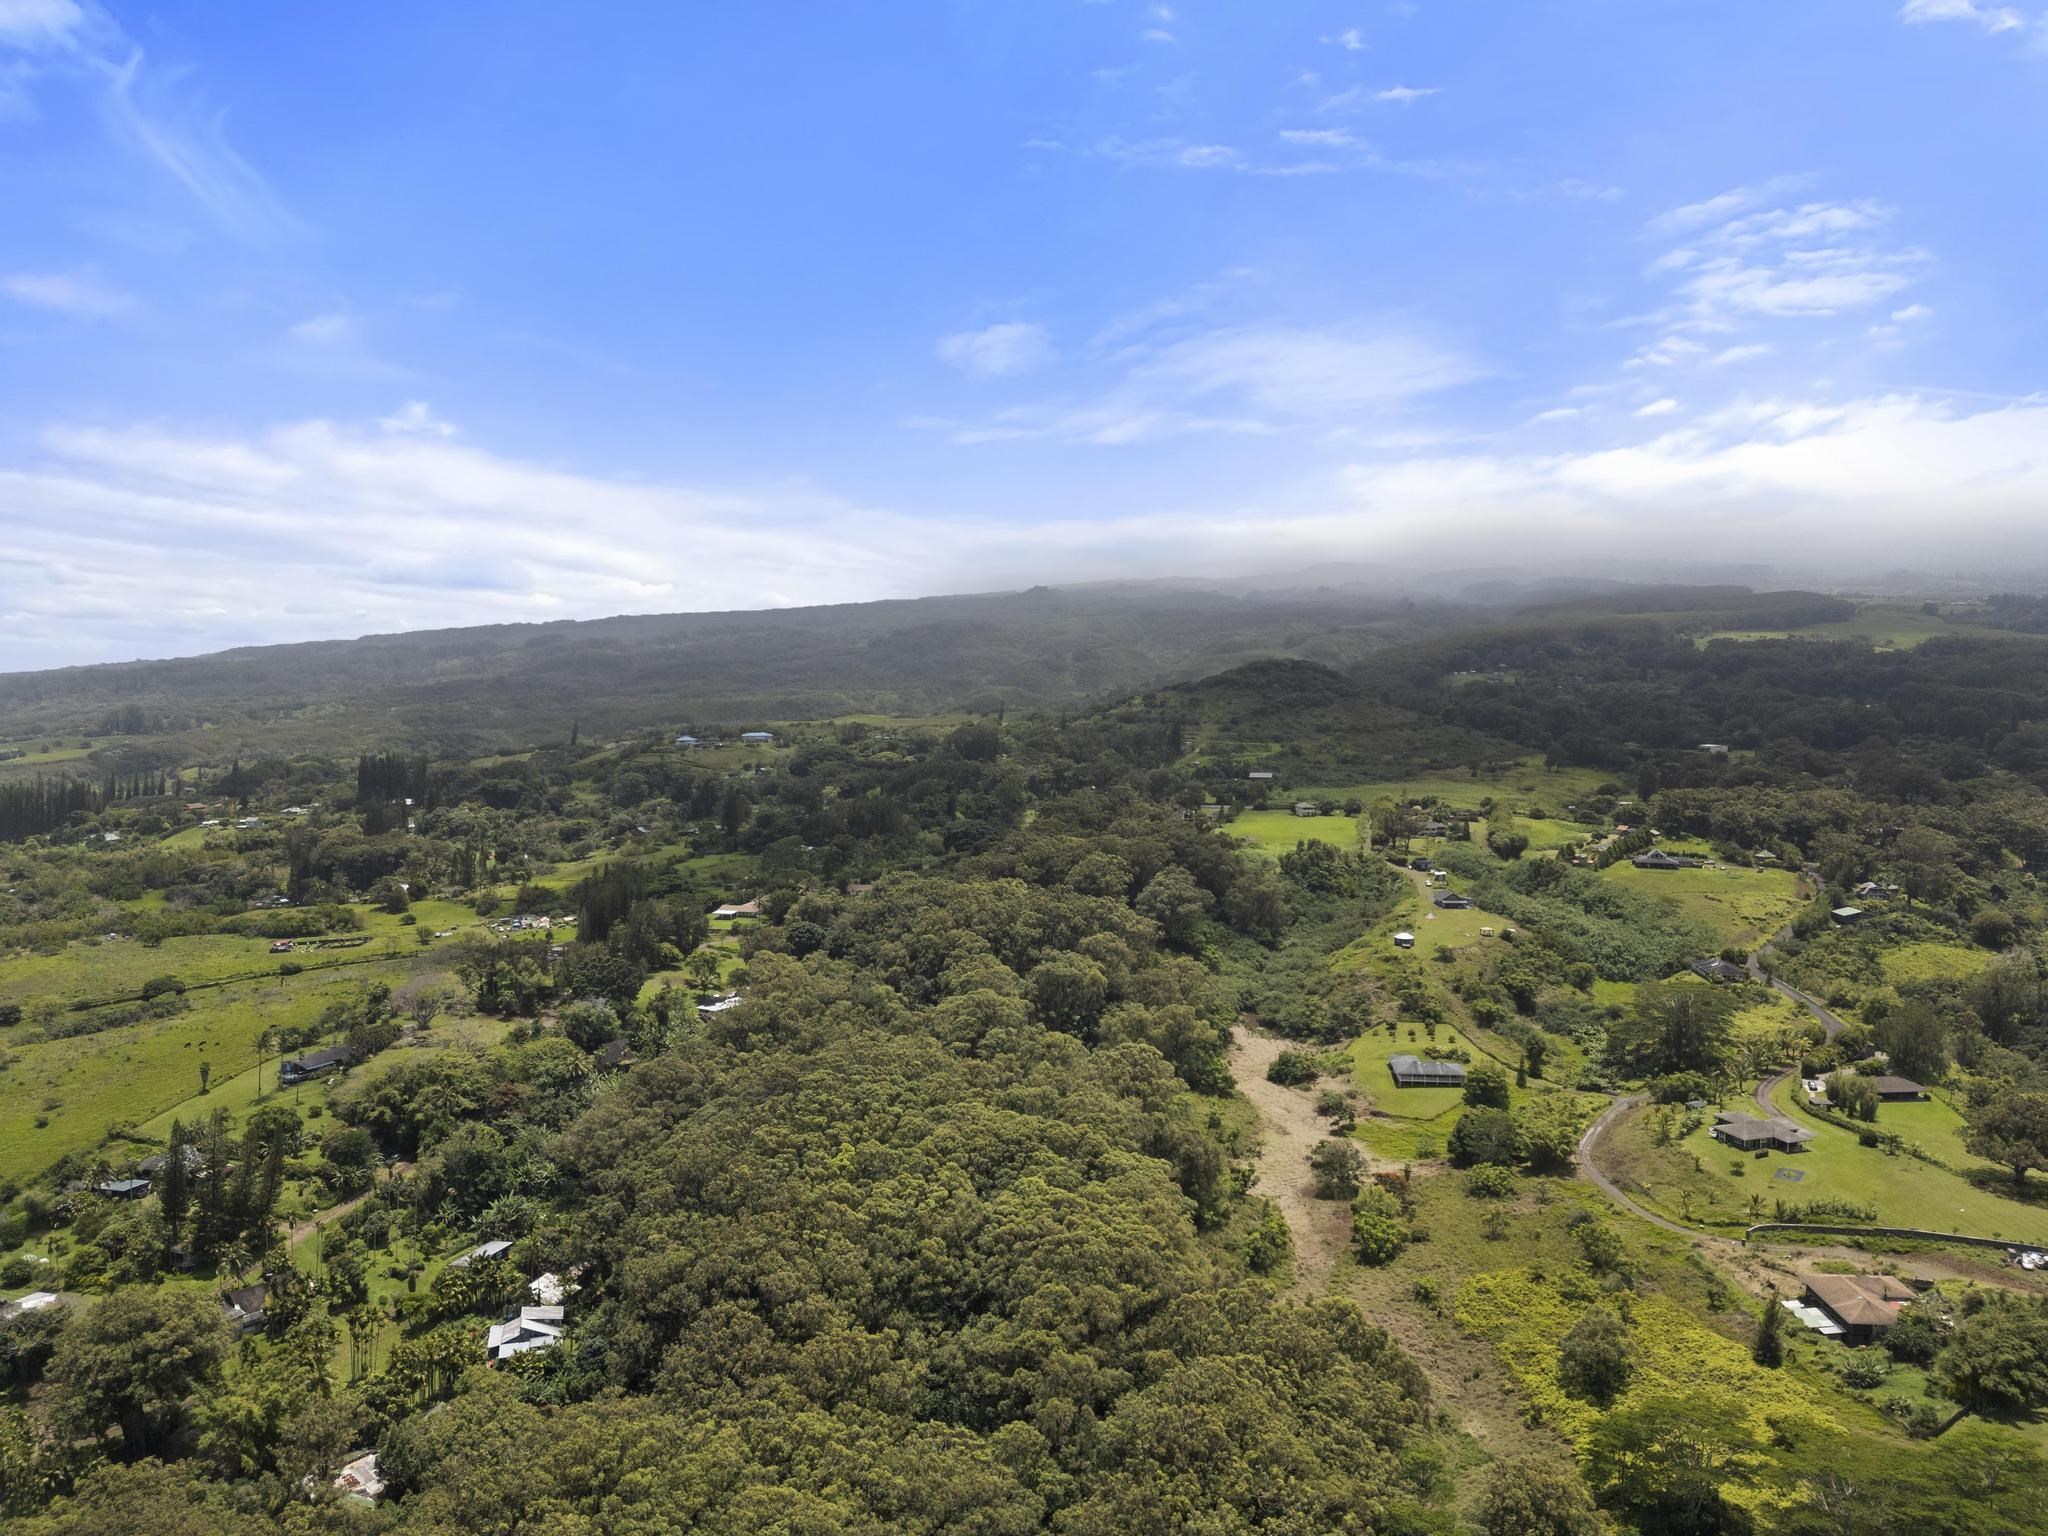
1279,128,1356,147
1647,195,1929,332
1528,407,1583,424
1634,397,1680,417
0,412,936,665
1333,393,2048,565
290,311,356,345
1323,27,1366,50
379,400,456,437
1140,28,1175,43
1707,344,1772,366
1374,85,1438,104
100,50,298,241
0,0,89,49
1899,0,2025,33
934,322,1483,446
2,267,134,317
1891,303,1933,321
937,321,1055,378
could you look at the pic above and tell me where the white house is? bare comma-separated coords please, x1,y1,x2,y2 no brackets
486,1305,565,1363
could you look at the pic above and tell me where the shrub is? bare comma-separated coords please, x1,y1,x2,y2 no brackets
1463,1063,1512,1110
1465,1164,1518,1200
1448,1107,1524,1167
1572,1219,1626,1275
1838,1351,1889,1389
1557,1305,1632,1404
1308,1139,1365,1199
1266,1049,1319,1087
1351,1187,1407,1266
139,975,185,1001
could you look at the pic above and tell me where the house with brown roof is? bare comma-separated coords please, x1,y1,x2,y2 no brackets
1801,1273,1914,1344
1709,1112,1814,1153
1870,1075,1928,1101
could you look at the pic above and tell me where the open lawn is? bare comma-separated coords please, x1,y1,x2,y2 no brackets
0,962,425,1181
1343,1013,1586,1160
1491,814,1603,851
1600,861,1804,948
1293,759,1619,819
1230,809,1361,856
1596,1083,2048,1245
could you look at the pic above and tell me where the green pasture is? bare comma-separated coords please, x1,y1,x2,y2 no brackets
1294,759,1618,818
1881,941,1992,985
1698,605,2021,652
1230,809,1361,856
1599,861,1804,948
0,964,418,1181
1596,1082,2048,1244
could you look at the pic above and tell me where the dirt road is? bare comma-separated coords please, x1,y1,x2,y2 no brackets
1229,1030,1357,1292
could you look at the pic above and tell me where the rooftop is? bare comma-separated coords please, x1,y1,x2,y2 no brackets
1802,1272,1913,1328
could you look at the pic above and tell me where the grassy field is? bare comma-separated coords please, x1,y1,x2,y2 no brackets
1881,941,1993,984
0,962,428,1180
1596,1082,2048,1244
1292,759,1619,817
1600,861,1805,948
1229,809,1362,856
1492,814,1604,851
1322,1161,2030,1525
1698,605,2022,652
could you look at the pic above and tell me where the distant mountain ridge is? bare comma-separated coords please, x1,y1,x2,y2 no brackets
0,578,1930,770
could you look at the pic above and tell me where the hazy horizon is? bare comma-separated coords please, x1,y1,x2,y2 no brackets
4,1,2046,670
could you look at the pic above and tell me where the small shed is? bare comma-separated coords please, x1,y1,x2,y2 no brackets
451,1239,513,1270
1831,906,1866,925
1392,931,1415,949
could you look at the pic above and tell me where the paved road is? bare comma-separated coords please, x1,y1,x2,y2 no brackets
1744,896,1849,1114
1575,1092,1706,1238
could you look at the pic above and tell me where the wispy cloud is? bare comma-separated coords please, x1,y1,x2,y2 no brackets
1644,194,1930,332
0,0,92,50
378,400,456,437
926,321,1484,446
1321,27,1366,51
937,321,1055,377
289,311,356,345
1634,397,1680,417
2,266,134,317
1374,85,1438,104
1898,0,2026,34
99,51,298,241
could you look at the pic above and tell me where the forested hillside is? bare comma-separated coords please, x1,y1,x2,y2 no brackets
4,598,2048,1534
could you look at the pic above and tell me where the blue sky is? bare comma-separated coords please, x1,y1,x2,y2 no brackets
3,1,2046,667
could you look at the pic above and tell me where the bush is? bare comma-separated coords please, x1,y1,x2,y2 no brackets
1448,1107,1524,1167
1266,1049,1319,1087
1351,1187,1407,1266
1838,1351,1889,1389
1308,1140,1365,1200
1463,1063,1512,1110
1647,1071,1715,1105
139,975,185,1001
1465,1164,1518,1199
1557,1305,1632,1404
